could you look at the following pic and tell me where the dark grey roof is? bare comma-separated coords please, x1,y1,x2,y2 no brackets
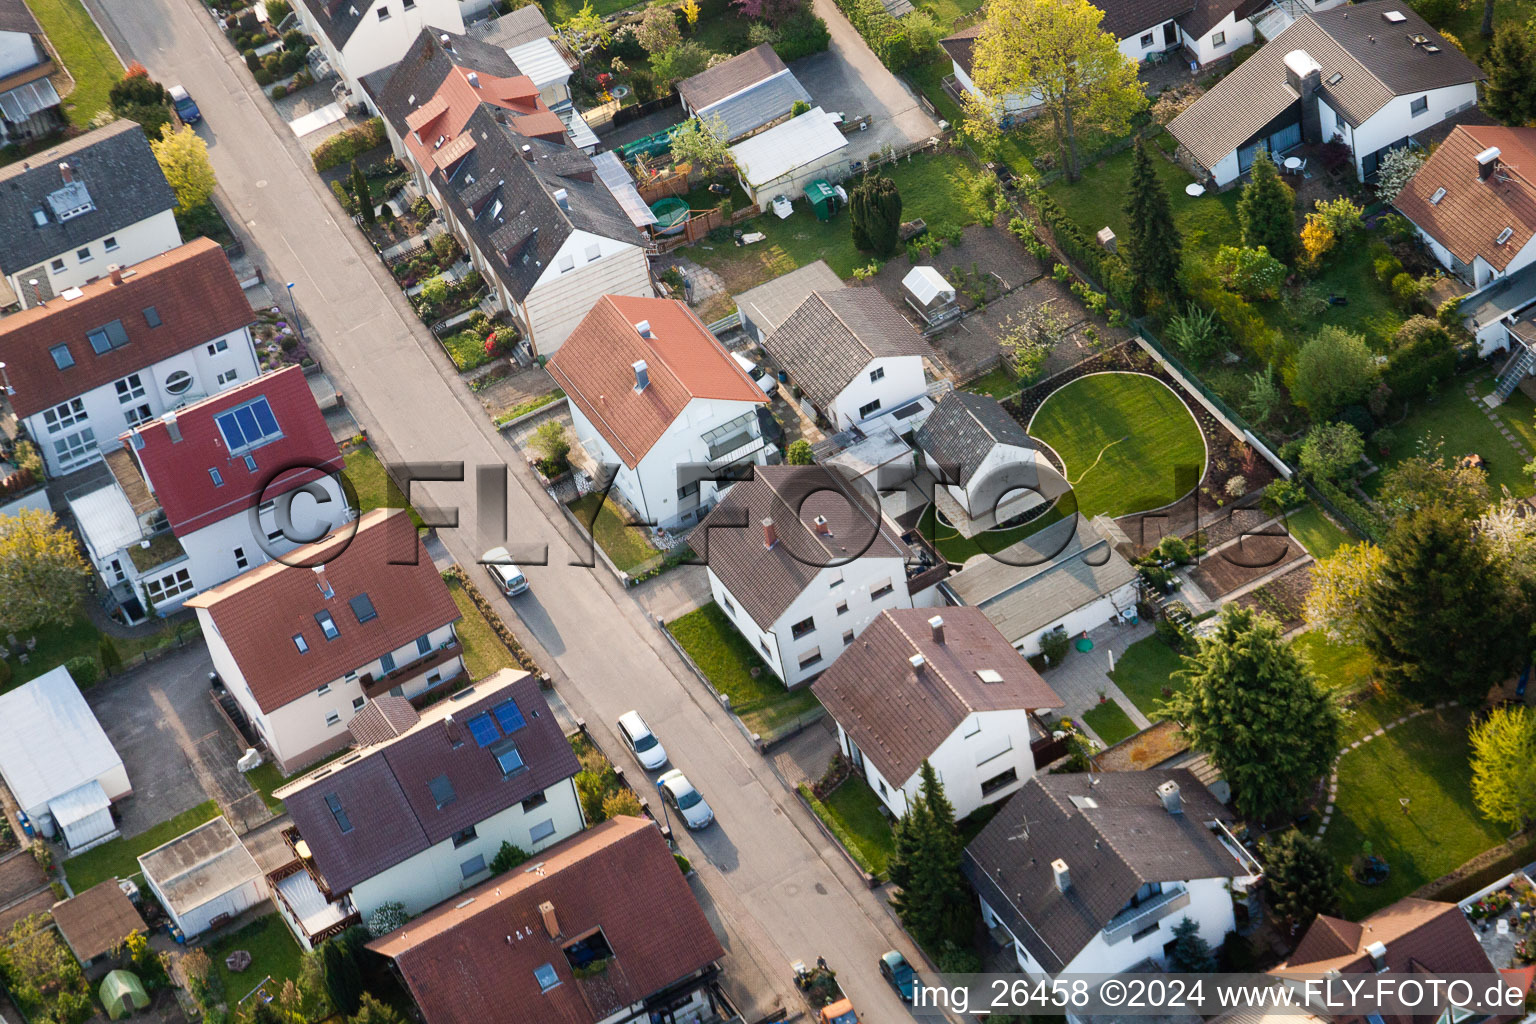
699,71,812,141
0,121,177,276
0,0,42,36
434,104,645,302
916,390,1034,487
1176,0,1267,40
293,0,376,53
366,28,524,140
734,260,844,335
678,44,789,113
1462,261,1536,333
940,25,980,77
1092,0,1195,39
963,771,1246,973
467,5,556,48
1169,1,1484,172
762,288,930,410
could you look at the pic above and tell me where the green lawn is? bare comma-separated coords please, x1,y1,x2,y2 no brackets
1365,377,1534,498
667,603,820,737
1109,635,1186,717
1284,502,1354,559
2,616,195,695
690,152,993,292
1293,631,1373,694
917,502,1065,565
914,0,983,31
1491,383,1536,456
961,366,1022,400
63,800,220,892
1437,1,1523,60
446,577,522,679
206,914,305,1005
568,493,663,574
1322,709,1506,918
1028,372,1206,517
1081,698,1139,746
342,444,425,525
803,777,895,878
24,0,121,126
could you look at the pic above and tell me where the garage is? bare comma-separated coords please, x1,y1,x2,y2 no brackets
729,108,851,209
138,816,269,939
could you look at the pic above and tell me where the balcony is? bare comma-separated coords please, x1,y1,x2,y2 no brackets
360,640,463,699
703,413,763,469
1101,885,1189,945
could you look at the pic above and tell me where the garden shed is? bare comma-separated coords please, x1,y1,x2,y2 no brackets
902,266,957,323
137,816,268,939
729,108,850,209
0,666,130,849
52,879,146,966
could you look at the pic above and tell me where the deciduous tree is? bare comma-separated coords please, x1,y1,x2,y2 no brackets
635,5,682,56
151,124,218,213
558,3,613,70
998,300,1069,382
1236,152,1297,265
1213,245,1284,300
350,994,407,1024
1159,605,1341,821
1482,19,1536,125
1374,147,1426,203
1298,421,1364,483
668,114,732,174
1303,541,1384,644
1288,325,1376,419
849,175,902,257
1376,445,1489,522
1259,828,1338,931
889,762,973,949
966,0,1145,181
0,509,88,637
1469,705,1536,831
1124,137,1182,305
652,41,710,85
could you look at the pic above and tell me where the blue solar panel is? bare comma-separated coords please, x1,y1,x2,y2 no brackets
492,699,525,734
466,713,498,747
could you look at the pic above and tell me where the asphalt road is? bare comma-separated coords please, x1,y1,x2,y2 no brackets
81,0,932,1016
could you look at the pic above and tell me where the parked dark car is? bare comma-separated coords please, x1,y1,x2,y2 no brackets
169,85,201,124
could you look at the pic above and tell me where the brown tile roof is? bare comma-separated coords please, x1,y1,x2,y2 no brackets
1169,1,1483,173
184,509,460,713
678,43,789,112
0,239,253,418
940,24,981,76
1092,0,1196,41
1288,913,1364,965
281,670,579,894
369,816,723,1024
762,289,930,411
963,770,1246,972
346,695,420,746
813,608,1061,786
1395,125,1536,273
547,296,767,468
1176,0,1268,40
688,465,909,629
50,880,144,963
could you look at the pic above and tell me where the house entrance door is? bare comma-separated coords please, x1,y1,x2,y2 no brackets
1164,21,1178,45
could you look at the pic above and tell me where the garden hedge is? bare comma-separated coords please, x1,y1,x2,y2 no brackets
311,117,387,172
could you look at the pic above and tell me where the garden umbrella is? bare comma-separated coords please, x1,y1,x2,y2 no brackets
100,969,149,1019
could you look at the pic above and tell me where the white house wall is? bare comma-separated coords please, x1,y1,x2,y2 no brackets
176,876,270,938
1117,21,1178,62
824,355,925,432
9,209,182,308
1010,580,1139,657
1180,12,1254,65
949,62,1040,118
954,444,1042,520
23,326,260,477
348,777,584,917
325,0,465,102
520,232,653,356
1319,82,1479,183
16,760,132,839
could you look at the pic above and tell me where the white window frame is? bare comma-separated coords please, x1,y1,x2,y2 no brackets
43,398,88,432
144,568,194,603
1210,30,1225,45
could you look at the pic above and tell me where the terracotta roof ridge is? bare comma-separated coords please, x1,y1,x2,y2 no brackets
886,613,976,717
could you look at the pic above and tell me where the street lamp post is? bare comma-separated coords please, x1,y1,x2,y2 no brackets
285,282,307,345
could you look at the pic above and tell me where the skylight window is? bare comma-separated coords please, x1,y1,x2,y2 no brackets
209,468,224,486
534,964,560,992
325,793,353,833
491,737,525,776
467,713,498,747
1498,227,1514,245
492,699,526,733
976,669,1004,683
428,773,457,808
143,306,161,328
86,320,129,355
244,454,258,472
293,634,309,653
215,397,282,453
349,593,378,624
315,610,340,640
1326,72,1342,86
50,344,74,370
1430,186,1447,204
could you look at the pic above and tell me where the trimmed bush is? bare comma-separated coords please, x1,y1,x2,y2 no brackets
773,10,830,60
311,117,386,172
65,655,99,688
1391,271,1423,310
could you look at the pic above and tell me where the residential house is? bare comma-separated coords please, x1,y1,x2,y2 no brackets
0,239,259,477
1272,897,1520,1024
964,770,1262,977
289,0,470,111
0,121,181,308
372,42,652,355
761,288,930,433
915,389,1046,534
65,366,349,620
812,608,1063,819
677,44,812,142
1169,2,1483,186
548,296,769,531
0,665,131,850
270,670,584,947
690,464,937,688
467,6,578,114
728,107,850,210
940,515,1139,657
138,817,269,939
368,816,729,1024
0,0,64,147
734,259,843,344
185,508,465,773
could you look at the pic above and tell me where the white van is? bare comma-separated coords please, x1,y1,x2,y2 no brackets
482,547,528,596
732,352,777,396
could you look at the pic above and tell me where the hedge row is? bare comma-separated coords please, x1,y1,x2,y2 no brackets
441,565,543,677
832,0,935,71
311,117,387,172
1027,186,1133,310
1315,480,1384,542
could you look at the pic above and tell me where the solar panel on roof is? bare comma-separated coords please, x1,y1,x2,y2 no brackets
467,713,498,747
492,699,526,733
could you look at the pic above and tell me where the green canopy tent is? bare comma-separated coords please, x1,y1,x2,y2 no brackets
100,969,149,1019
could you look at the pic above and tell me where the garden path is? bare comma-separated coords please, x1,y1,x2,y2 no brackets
1044,619,1154,745
1470,379,1533,463
1312,700,1452,840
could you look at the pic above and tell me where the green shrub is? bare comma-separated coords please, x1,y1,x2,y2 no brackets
279,47,305,74
311,117,386,172
1039,628,1071,665
243,50,261,71
254,68,274,86
330,179,356,214
1437,295,1463,329
1372,253,1404,284
271,84,288,99
1390,271,1423,310
65,655,99,688
773,10,831,61
1385,318,1456,402
282,27,306,50
1262,479,1305,515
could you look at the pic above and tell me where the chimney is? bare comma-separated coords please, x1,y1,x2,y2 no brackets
444,713,462,747
928,615,944,644
762,517,777,549
467,71,479,87
634,319,652,338
813,514,830,535
58,161,71,183
1156,779,1182,815
632,359,649,392
1478,145,1502,181
909,653,925,671
1051,858,1071,893
439,31,452,49
520,144,533,161
164,411,181,444
1365,941,1387,971
1283,50,1323,143
538,900,560,939
108,264,123,285
27,278,43,307
554,188,569,210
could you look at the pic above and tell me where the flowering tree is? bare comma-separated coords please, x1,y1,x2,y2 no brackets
1374,147,1426,203
634,6,681,55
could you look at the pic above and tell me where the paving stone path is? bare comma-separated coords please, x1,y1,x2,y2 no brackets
1312,700,1452,840
1465,379,1532,464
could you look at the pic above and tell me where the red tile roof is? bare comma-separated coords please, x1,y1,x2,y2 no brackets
0,239,253,418
1395,125,1536,273
122,366,343,535
184,508,460,712
812,608,1061,786
547,296,767,468
281,671,579,893
402,66,556,173
370,816,723,1024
